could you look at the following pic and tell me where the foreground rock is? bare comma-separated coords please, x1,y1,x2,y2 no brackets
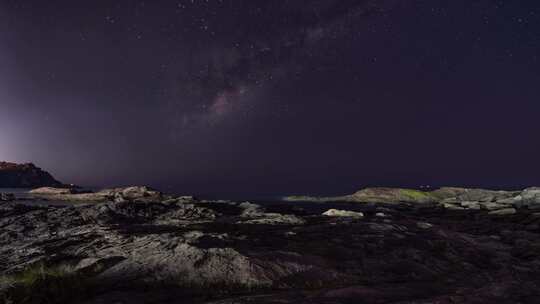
0,161,63,188
1,188,540,303
0,193,15,202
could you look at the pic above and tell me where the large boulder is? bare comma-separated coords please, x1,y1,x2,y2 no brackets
112,186,162,203
322,209,364,218
0,161,63,188
515,187,540,209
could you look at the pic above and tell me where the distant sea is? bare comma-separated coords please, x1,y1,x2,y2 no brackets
0,188,32,198
0,188,72,206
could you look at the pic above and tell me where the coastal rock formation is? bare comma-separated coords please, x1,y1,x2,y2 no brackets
430,187,518,202
285,186,540,213
1,187,540,303
352,187,438,204
322,209,364,218
0,193,15,202
29,186,163,203
0,162,62,188
29,187,78,195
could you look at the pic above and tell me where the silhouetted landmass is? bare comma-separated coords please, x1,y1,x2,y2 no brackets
0,161,62,188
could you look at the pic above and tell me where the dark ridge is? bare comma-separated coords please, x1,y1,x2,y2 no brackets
0,161,63,188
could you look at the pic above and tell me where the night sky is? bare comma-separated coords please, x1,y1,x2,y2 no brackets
1,0,539,197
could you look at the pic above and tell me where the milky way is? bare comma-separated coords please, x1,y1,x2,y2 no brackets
160,0,392,135
1,0,539,197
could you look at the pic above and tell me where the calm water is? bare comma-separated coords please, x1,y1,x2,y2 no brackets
0,188,76,206
0,188,32,198
0,188,371,214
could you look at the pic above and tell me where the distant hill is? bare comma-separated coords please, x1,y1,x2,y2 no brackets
0,161,62,188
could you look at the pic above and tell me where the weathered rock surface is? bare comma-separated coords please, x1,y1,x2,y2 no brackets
0,161,63,188
351,187,437,204
488,208,517,216
1,188,540,303
29,187,79,195
29,186,163,203
285,186,540,214
0,193,15,202
322,209,364,218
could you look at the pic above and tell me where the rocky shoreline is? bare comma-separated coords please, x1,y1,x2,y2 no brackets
1,186,540,303
285,186,540,214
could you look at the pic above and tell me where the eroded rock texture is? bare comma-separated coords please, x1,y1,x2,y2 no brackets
1,189,540,303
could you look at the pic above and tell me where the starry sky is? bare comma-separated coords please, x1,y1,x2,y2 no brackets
1,0,539,197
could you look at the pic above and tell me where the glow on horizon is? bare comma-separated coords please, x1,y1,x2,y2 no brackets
0,105,31,165
0,128,22,164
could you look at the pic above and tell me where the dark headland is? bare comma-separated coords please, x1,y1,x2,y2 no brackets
0,162,63,188
1,163,540,303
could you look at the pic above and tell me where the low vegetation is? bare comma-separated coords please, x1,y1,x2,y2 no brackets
1,263,92,304
398,188,436,201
